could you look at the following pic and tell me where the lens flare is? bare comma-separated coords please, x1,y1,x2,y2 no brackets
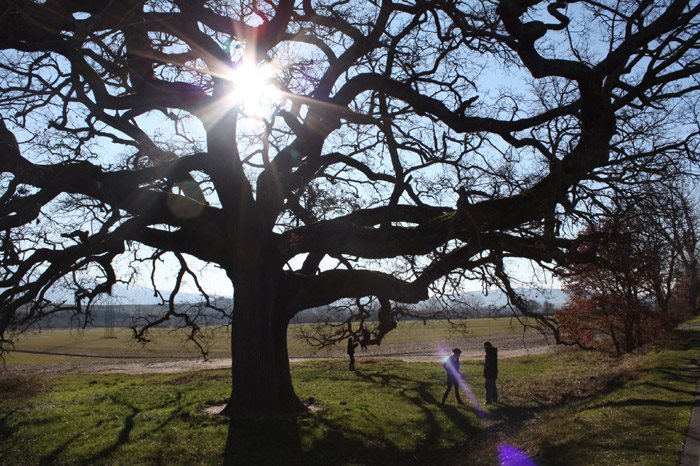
498,443,537,466
436,342,536,465
437,342,488,419
227,59,282,117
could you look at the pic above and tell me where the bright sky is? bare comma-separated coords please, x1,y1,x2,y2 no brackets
5,7,582,302
124,44,562,299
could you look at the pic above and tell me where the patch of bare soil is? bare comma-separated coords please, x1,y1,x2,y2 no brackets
0,358,232,377
306,403,325,413
384,345,552,362
290,328,553,362
2,342,552,377
202,404,227,416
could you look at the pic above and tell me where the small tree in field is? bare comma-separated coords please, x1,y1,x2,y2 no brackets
557,193,695,354
558,264,674,354
1,1,699,438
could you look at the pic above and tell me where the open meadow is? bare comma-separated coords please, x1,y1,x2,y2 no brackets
1,318,699,465
2,317,550,368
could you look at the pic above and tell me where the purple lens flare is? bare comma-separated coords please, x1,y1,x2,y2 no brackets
436,343,537,465
498,443,537,466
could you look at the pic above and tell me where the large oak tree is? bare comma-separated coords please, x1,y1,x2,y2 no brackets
1,0,699,424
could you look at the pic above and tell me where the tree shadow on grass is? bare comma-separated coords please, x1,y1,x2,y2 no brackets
585,396,699,410
0,408,62,440
480,370,646,464
642,380,697,397
35,389,189,466
657,367,697,383
0,407,66,462
351,367,478,432
352,367,485,445
222,367,488,466
78,395,140,465
531,402,691,466
223,415,303,466
39,432,85,466
487,369,632,428
488,401,541,426
0,412,11,443
223,412,486,466
500,359,700,465
35,395,142,466
143,390,186,435
663,330,700,351
534,432,642,466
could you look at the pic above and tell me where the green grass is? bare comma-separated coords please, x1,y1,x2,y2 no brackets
507,328,700,465
4,317,538,365
1,322,699,465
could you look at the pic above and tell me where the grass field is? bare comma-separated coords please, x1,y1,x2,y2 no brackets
3,317,548,365
0,319,698,465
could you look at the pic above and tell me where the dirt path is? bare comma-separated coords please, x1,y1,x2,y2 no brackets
680,361,700,466
2,345,551,376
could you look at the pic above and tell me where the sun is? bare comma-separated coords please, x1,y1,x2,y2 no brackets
228,60,282,117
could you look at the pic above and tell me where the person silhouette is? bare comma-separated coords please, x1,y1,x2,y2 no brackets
483,341,498,404
441,348,465,405
360,325,370,350
347,336,359,371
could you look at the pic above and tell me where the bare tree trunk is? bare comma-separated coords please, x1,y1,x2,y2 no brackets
623,310,638,353
224,269,306,419
689,257,699,315
222,280,305,463
609,323,622,356
220,238,307,463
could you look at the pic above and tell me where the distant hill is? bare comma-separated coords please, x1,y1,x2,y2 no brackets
44,284,227,306
291,287,568,323
461,287,567,308
107,284,222,306
45,283,565,308
37,284,232,329
38,284,567,327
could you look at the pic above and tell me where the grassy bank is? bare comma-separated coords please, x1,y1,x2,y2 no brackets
1,322,698,465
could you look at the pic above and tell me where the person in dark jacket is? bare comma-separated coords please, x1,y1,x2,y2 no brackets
483,341,498,404
347,337,359,371
441,348,465,405
359,324,370,350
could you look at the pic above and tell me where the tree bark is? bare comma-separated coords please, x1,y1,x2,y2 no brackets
689,257,699,315
224,260,306,419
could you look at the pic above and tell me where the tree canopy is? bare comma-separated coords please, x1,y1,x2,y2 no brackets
1,0,699,419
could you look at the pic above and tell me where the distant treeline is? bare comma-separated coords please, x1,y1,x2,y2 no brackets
36,298,559,328
39,304,232,329
289,299,559,324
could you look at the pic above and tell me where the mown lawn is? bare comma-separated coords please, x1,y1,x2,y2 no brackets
1,321,698,465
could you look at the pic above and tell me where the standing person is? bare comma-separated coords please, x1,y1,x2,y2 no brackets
347,336,358,371
360,325,370,351
441,348,465,405
483,341,498,404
